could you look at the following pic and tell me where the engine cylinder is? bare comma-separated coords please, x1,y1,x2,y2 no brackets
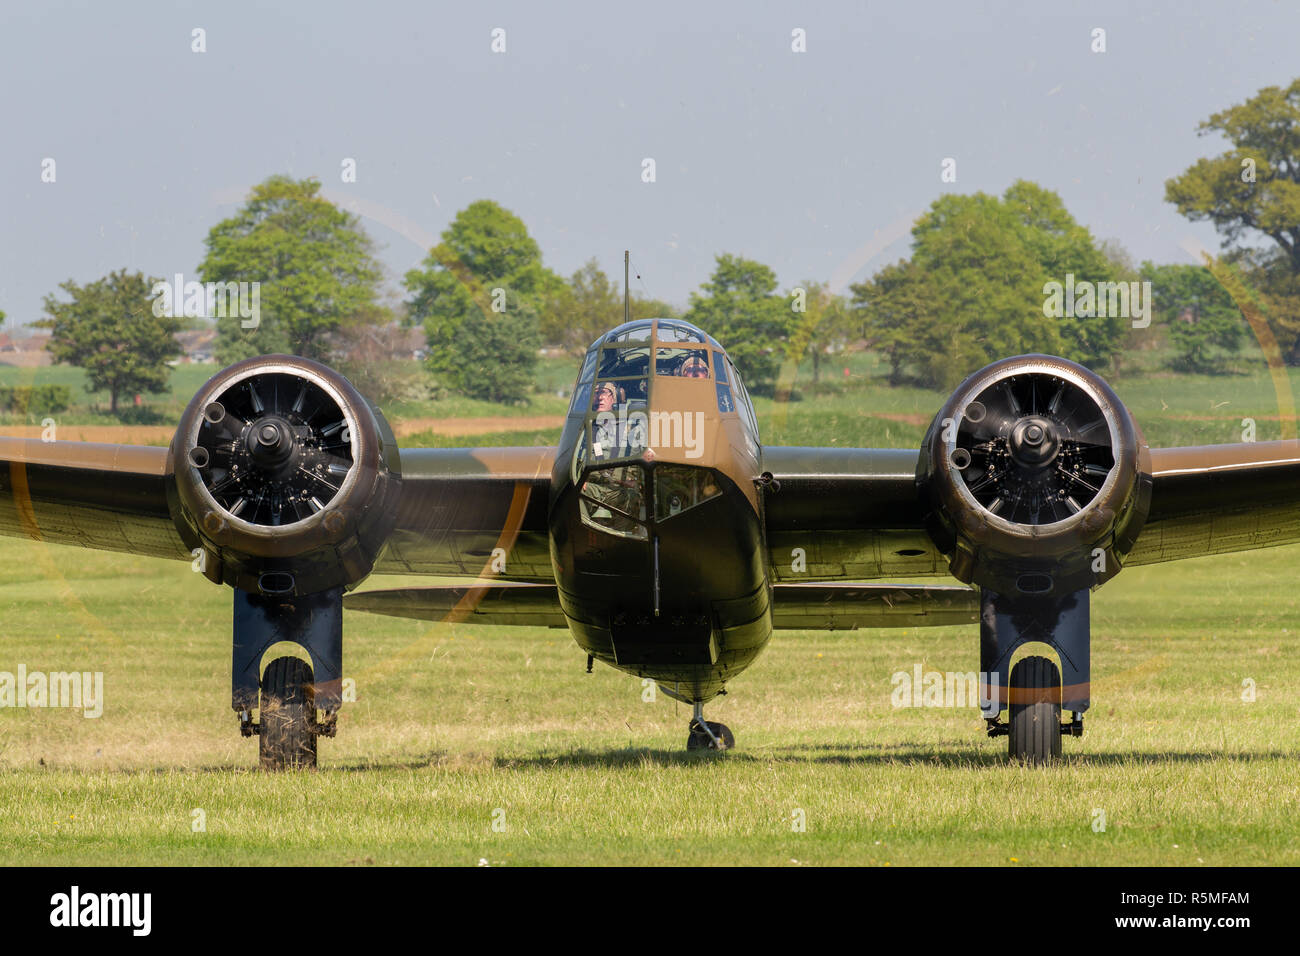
917,355,1151,598
167,355,402,596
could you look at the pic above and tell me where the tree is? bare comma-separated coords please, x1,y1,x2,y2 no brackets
851,183,1126,389
1165,79,1300,358
199,175,386,364
1140,262,1245,373
630,294,679,321
684,254,795,393
540,259,681,352
39,269,181,414
542,258,619,351
785,280,849,385
1003,180,1126,367
404,200,563,402
851,258,948,386
860,191,1056,389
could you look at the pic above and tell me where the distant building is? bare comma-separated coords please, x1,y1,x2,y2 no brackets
0,331,52,367
397,327,426,360
175,328,218,364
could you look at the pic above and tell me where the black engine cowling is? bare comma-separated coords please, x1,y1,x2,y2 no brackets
167,355,402,596
917,354,1152,598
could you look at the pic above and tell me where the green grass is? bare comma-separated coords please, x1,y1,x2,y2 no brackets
378,358,574,420
0,364,216,425
0,535,1297,865
398,428,563,448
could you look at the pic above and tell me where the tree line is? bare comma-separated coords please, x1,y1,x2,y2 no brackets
26,77,1300,411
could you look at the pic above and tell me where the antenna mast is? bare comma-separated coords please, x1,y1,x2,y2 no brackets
624,250,630,324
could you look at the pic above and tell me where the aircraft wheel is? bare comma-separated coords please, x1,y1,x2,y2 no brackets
1008,655,1062,766
686,720,735,751
259,656,318,770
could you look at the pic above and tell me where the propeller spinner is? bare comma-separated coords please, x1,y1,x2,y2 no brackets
951,374,1116,525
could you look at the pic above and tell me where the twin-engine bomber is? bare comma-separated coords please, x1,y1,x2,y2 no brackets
2,318,1297,767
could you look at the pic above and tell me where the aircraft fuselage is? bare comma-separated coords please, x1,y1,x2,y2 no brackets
547,319,769,702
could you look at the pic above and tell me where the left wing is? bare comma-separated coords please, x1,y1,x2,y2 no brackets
0,438,189,560
0,440,556,578
345,582,569,627
1124,440,1300,565
371,447,554,581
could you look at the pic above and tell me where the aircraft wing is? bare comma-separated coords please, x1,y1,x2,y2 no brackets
5,435,1299,591
761,447,947,582
1123,441,1300,565
345,582,569,626
0,439,556,580
344,580,979,629
0,438,189,560
369,447,555,581
761,441,1300,580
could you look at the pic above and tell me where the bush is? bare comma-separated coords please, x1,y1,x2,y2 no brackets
0,385,72,415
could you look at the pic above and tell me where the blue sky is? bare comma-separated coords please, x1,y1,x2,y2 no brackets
2,0,1295,326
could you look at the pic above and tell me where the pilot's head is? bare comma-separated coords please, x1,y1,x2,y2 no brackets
593,382,618,411
679,356,709,379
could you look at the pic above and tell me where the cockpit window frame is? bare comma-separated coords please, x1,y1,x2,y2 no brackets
654,346,712,379
568,318,732,467
726,356,761,447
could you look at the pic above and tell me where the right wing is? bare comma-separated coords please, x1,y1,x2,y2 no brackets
1124,440,1300,565
760,447,947,581
761,440,1300,581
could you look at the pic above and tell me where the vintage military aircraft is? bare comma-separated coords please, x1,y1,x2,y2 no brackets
1,317,1295,768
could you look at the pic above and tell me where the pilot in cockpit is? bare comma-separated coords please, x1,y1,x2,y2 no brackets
678,355,709,378
593,381,619,412
591,381,646,459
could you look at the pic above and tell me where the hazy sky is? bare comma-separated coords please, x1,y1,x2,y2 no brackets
2,0,1296,326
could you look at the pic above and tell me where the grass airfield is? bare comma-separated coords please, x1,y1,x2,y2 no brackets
2,349,1299,865
0,533,1296,866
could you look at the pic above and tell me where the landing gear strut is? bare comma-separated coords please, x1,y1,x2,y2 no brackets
981,587,1090,766
686,701,734,751
232,586,344,771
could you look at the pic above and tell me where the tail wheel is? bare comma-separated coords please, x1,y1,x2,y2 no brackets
1008,655,1062,766
259,656,318,770
686,720,735,751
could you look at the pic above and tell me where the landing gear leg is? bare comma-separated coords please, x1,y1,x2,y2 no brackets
232,586,344,771
686,700,734,751
981,587,1090,766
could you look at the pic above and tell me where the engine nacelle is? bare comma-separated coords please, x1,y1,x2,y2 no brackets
167,355,402,596
917,355,1152,598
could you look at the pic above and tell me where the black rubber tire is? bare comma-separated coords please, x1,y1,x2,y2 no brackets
686,720,735,751
1008,655,1062,766
259,656,318,770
